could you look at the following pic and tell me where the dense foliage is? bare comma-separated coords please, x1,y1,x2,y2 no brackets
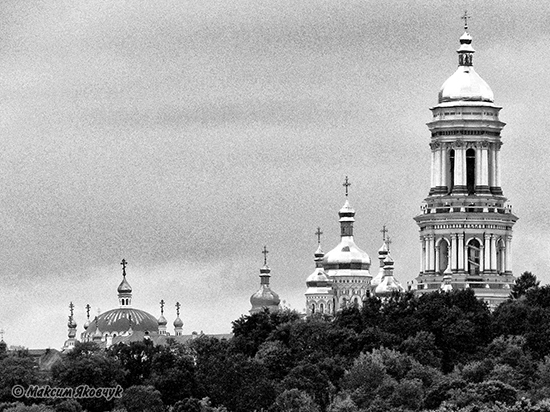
4,272,550,411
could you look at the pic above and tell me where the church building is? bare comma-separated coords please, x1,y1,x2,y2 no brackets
414,17,517,307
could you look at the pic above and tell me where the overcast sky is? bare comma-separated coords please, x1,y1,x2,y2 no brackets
1,0,549,349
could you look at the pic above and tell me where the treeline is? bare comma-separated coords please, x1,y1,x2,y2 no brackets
2,272,550,411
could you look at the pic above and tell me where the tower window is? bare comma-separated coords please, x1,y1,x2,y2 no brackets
467,239,481,275
438,240,449,273
449,150,455,193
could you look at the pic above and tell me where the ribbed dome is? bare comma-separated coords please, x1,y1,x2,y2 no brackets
84,308,159,335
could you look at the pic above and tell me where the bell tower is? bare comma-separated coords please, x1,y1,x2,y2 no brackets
414,17,518,307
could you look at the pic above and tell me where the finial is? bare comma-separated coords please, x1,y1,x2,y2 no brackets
380,225,388,242
121,259,128,276
85,304,91,320
343,176,351,197
315,227,323,244
160,299,165,315
175,302,181,317
461,10,471,31
262,246,269,266
69,302,74,318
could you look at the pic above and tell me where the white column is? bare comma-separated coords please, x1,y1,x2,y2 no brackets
427,235,434,272
420,236,426,273
481,146,489,187
454,147,463,186
451,234,458,271
490,235,497,271
479,244,485,273
430,150,436,189
505,235,512,273
475,147,482,188
495,149,502,188
441,146,448,189
434,149,442,189
458,233,465,272
484,234,491,272
435,239,440,273
489,145,497,187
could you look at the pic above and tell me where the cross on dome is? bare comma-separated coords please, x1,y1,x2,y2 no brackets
175,302,181,317
380,225,388,242
461,10,471,31
343,176,351,197
69,302,74,318
160,299,165,315
262,246,269,265
121,259,128,276
315,227,323,244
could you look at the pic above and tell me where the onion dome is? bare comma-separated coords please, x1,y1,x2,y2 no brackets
372,237,390,289
323,199,371,273
83,319,90,330
438,30,494,104
118,260,132,294
375,254,404,297
250,263,281,314
67,316,77,329
173,316,183,328
158,299,167,326
306,245,332,288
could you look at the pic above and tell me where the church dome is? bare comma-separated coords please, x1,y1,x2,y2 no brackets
84,308,159,335
173,316,183,328
438,31,494,104
158,314,167,326
117,276,132,294
250,264,281,313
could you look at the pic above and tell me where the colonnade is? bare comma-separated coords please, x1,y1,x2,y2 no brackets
430,142,502,194
421,233,511,274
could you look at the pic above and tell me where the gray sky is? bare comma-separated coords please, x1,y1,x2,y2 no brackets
1,0,549,349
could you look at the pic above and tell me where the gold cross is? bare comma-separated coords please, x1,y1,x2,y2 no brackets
343,176,351,197
262,246,269,265
462,10,471,30
315,227,323,244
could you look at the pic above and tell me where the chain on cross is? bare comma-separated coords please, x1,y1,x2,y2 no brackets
315,227,323,244
343,176,351,197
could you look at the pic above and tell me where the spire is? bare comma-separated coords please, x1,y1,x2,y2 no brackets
83,304,91,330
314,228,324,267
117,259,133,308
158,299,167,332
67,302,77,338
260,246,271,285
250,247,281,314
458,11,475,67
174,302,183,335
339,177,355,238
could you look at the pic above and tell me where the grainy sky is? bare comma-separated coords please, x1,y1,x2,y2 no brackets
1,0,549,349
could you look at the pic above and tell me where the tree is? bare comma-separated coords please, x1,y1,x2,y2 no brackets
118,385,164,412
273,389,319,412
108,340,157,387
511,272,539,299
0,354,40,402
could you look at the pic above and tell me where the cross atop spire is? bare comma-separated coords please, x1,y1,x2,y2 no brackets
69,302,74,318
0,329,4,342
175,302,181,317
121,259,128,276
380,225,388,242
85,304,91,320
262,246,269,265
343,176,351,197
461,10,471,31
160,299,165,315
315,227,323,244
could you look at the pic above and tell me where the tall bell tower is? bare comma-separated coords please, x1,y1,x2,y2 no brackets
414,16,518,307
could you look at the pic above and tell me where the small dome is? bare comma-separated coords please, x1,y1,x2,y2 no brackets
438,66,494,103
67,317,77,329
83,319,90,330
306,269,331,287
117,276,132,294
173,316,183,328
158,315,167,326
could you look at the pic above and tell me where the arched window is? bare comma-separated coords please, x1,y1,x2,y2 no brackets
466,148,476,195
449,149,455,193
311,303,316,314
467,239,481,275
353,297,359,305
320,303,324,313
438,239,449,273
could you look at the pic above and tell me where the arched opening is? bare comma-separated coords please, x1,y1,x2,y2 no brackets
311,303,316,314
449,149,455,193
438,239,449,273
353,297,359,306
466,148,476,195
467,239,481,275
320,303,324,313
